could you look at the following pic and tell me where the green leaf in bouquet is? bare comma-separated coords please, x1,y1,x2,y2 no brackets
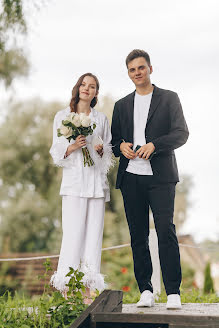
81,129,88,137
93,123,96,130
57,128,62,137
77,127,82,135
62,120,71,125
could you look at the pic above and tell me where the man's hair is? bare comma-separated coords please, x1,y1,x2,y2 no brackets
126,49,151,68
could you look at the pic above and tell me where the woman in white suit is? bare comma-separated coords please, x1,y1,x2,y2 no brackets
49,73,113,302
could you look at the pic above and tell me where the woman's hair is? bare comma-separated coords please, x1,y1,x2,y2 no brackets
70,73,100,112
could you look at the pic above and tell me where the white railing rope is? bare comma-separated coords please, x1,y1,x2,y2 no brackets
0,242,218,262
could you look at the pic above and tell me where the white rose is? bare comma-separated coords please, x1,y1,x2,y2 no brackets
81,116,91,127
79,113,86,121
72,114,81,127
66,112,76,123
60,125,72,138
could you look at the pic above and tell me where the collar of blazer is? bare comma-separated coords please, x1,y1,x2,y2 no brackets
125,84,161,141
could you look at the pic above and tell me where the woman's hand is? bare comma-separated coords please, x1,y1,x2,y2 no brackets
74,135,86,150
65,135,86,157
94,144,103,157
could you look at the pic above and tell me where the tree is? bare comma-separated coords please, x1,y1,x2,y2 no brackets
203,262,215,294
0,0,48,88
0,0,29,87
0,99,64,252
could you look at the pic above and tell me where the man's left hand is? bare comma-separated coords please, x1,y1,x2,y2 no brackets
136,142,155,160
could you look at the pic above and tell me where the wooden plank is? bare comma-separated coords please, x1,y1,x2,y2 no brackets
94,324,168,328
91,312,219,325
69,290,110,328
169,325,219,328
69,290,122,328
122,303,219,316
92,290,123,313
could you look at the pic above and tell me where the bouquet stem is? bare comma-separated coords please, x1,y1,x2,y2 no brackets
82,147,94,167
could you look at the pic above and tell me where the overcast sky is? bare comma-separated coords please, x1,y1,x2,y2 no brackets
2,0,219,242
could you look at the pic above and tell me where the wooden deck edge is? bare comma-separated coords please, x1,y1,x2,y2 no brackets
91,312,219,325
69,290,123,328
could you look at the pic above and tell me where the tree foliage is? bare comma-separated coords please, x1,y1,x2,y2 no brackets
0,99,64,252
0,0,29,87
0,0,49,88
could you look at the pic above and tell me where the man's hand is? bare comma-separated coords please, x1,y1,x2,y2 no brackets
136,142,155,160
120,142,136,159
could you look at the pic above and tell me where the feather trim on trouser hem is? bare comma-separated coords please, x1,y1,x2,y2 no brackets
50,269,106,293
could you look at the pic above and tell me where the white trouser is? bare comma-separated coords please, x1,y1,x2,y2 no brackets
50,196,105,292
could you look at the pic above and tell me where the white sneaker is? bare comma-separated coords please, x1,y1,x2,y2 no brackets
166,294,182,309
136,290,155,307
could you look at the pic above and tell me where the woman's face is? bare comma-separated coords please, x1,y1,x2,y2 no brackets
79,76,97,103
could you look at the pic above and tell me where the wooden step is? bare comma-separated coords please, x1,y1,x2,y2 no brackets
70,291,219,328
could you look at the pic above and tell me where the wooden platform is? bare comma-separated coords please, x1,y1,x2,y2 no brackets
70,290,219,328
123,302,219,316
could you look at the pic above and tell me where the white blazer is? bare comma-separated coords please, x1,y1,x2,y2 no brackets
50,106,113,201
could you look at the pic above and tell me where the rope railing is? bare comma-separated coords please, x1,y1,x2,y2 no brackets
0,242,218,262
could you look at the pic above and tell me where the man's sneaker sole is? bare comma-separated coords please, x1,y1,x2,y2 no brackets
136,300,155,307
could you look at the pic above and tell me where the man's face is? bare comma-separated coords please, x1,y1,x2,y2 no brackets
127,57,152,87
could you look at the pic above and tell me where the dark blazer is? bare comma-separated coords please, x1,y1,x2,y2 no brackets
111,85,189,189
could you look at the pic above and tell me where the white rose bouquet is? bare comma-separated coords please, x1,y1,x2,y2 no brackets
57,112,96,167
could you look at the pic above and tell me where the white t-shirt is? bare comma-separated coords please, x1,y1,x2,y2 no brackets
126,92,153,175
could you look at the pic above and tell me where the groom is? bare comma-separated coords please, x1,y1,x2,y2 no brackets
111,49,189,309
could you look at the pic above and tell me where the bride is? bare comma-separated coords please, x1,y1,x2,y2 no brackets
49,73,113,303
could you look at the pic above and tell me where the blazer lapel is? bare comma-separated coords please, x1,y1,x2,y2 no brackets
146,85,161,127
126,91,135,143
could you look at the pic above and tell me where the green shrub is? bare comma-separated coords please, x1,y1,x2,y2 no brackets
0,259,87,327
203,262,215,294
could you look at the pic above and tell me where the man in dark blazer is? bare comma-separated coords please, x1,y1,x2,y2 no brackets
111,49,189,309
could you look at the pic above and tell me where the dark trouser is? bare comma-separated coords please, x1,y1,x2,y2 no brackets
120,172,182,296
